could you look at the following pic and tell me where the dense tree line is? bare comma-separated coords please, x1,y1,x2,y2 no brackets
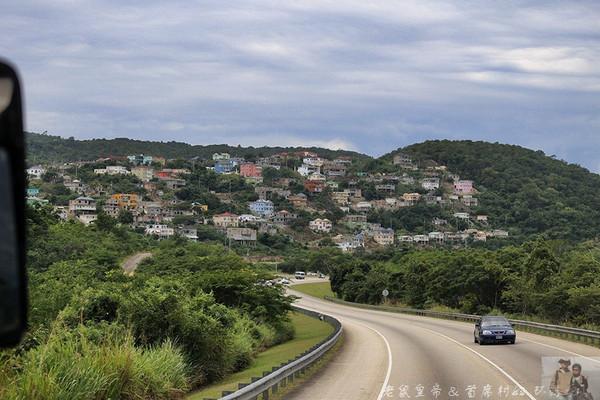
26,132,369,164
329,239,600,329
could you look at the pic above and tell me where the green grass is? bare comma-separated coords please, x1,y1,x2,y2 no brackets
292,281,335,299
188,312,334,400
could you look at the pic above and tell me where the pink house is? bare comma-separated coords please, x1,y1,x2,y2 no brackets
454,180,474,194
240,163,262,178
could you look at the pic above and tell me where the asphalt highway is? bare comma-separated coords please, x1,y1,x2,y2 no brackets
286,287,600,400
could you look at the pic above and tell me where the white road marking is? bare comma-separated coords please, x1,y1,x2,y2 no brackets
296,304,393,400
352,321,393,400
520,337,600,364
420,327,536,400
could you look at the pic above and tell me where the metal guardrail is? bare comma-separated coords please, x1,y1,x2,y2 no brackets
324,296,600,346
213,306,342,400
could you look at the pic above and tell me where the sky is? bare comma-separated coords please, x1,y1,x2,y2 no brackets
1,1,600,170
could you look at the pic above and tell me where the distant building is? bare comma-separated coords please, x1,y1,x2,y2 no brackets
177,227,198,241
131,166,154,182
68,196,97,225
421,177,440,191
392,153,414,168
402,193,421,205
212,153,230,161
454,180,474,194
297,164,320,177
27,187,40,197
94,165,130,175
304,180,326,194
413,235,429,244
302,157,325,167
213,212,239,229
309,218,332,233
375,184,395,193
323,162,347,177
249,199,274,217
145,224,174,239
453,212,470,220
127,154,153,166
428,231,445,244
342,214,368,226
110,193,140,210
227,227,257,245
214,159,237,174
240,163,263,178
352,201,372,213
288,193,308,209
270,210,297,226
371,228,395,246
26,165,45,180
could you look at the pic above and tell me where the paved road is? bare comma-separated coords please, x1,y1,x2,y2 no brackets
287,288,600,400
121,251,152,275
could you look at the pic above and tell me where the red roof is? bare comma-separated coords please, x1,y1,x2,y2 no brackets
215,212,238,217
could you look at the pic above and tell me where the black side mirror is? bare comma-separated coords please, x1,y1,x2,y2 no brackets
0,60,26,348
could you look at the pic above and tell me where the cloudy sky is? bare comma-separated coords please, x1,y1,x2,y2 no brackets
2,1,600,169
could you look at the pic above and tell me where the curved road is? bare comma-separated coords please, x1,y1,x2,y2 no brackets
287,287,600,400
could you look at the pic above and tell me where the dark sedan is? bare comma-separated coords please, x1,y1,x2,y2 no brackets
474,316,516,345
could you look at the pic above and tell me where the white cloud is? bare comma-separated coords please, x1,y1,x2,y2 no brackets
1,0,599,169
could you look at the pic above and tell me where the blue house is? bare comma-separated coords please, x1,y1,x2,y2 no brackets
27,187,40,197
248,199,274,217
214,159,236,174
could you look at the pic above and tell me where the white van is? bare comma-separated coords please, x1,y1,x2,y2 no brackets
294,271,306,280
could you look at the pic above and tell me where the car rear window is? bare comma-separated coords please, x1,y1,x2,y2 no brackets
481,317,509,326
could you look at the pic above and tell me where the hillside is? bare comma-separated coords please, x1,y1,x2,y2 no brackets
384,140,600,241
26,132,371,164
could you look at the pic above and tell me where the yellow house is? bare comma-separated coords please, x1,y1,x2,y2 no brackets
110,193,139,210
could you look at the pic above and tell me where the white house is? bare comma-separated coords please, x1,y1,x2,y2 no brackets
145,224,175,239
309,218,332,233
27,165,45,180
212,153,230,161
94,166,130,175
421,177,440,191
297,164,320,177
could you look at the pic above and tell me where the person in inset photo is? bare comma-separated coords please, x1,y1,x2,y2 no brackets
571,363,591,400
551,359,573,400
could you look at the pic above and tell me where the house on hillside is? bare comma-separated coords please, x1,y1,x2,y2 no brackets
402,193,421,205
213,212,239,229
288,193,308,209
393,153,414,168
27,165,45,180
249,199,274,217
304,180,325,194
227,227,257,245
127,154,153,166
454,180,474,194
145,224,174,239
270,210,297,227
421,177,440,191
68,196,97,225
309,218,332,233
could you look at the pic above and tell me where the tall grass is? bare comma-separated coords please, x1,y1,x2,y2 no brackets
0,323,190,400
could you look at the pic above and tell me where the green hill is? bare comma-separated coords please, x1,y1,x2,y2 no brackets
25,132,371,164
385,140,600,241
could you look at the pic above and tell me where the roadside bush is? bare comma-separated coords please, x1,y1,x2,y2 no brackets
0,323,190,400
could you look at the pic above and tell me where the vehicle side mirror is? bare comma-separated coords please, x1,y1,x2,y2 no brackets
0,60,27,348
